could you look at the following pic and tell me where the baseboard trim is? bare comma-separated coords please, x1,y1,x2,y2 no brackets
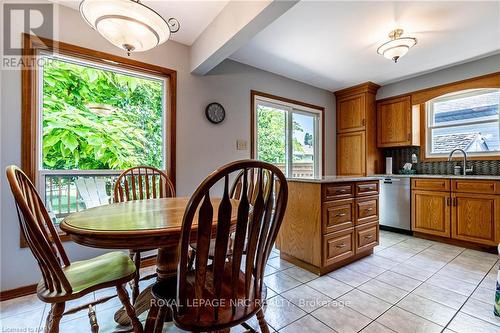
1,255,158,301
0,284,37,301
379,225,413,235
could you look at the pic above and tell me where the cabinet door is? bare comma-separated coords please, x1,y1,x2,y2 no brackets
337,131,366,176
337,94,366,133
411,190,450,237
323,228,355,266
452,193,500,246
377,96,412,147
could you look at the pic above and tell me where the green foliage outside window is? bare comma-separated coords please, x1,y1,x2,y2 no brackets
256,105,304,163
42,58,164,170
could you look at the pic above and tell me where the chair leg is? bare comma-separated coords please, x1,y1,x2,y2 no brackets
130,250,141,304
45,302,65,333
256,309,270,333
144,304,159,333
153,306,167,333
88,305,99,333
116,284,144,333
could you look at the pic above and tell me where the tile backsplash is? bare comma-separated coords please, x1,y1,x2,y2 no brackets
383,147,500,175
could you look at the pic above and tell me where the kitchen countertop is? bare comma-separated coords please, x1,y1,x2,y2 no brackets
287,174,500,183
287,176,383,183
374,174,500,180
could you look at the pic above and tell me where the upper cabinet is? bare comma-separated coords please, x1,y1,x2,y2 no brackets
334,82,381,176
337,93,366,133
376,95,420,148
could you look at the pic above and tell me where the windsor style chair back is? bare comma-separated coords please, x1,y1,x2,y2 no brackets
151,160,288,332
114,166,176,302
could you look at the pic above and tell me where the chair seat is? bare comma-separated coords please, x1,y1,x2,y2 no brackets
38,252,136,303
152,263,264,332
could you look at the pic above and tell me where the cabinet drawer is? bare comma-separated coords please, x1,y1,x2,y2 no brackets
356,181,379,197
323,228,355,266
452,180,500,194
356,196,379,224
323,183,354,201
412,178,451,191
323,199,354,234
356,222,379,253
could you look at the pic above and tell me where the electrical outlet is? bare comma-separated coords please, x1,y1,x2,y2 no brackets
236,139,247,150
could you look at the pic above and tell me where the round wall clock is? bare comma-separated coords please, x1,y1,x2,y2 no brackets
205,102,226,124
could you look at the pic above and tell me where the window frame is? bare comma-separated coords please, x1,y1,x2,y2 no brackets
21,34,176,244
425,88,500,159
250,90,325,178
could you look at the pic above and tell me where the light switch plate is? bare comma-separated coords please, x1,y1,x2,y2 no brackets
236,139,247,150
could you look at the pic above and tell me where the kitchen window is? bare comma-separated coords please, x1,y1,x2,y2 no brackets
426,88,500,158
22,35,176,233
252,91,324,179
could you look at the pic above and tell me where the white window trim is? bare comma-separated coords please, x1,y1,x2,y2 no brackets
253,95,323,178
425,88,500,159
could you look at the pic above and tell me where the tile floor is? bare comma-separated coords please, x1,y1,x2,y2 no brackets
1,231,500,333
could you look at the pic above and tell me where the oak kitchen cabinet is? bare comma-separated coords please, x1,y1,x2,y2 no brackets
376,95,420,148
337,131,366,176
334,82,381,176
411,178,500,246
276,179,379,275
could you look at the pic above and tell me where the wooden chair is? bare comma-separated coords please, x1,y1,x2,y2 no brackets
5,165,143,333
188,169,270,269
150,160,288,332
113,166,175,303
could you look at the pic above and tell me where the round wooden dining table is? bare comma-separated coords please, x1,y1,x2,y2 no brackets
60,197,239,327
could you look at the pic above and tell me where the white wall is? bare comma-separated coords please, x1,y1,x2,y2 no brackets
0,4,335,291
377,53,500,99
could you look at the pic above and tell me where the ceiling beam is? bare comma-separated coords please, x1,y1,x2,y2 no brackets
190,0,298,75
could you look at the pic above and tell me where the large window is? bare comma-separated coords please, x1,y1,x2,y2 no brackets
22,35,176,231
252,92,324,179
426,88,500,158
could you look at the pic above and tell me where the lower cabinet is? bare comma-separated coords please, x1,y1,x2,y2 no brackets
411,179,500,247
412,190,450,237
452,193,500,246
323,228,355,266
356,222,379,252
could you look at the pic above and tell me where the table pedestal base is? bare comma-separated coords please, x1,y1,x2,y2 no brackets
114,245,179,327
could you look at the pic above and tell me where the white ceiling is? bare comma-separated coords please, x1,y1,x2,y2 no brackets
53,0,229,46
230,1,500,91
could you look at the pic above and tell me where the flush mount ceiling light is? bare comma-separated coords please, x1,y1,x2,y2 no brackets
377,29,417,63
80,0,180,55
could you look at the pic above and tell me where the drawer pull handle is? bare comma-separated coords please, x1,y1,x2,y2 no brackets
336,243,347,248
335,213,347,217
365,235,373,239
337,189,347,193
366,207,374,211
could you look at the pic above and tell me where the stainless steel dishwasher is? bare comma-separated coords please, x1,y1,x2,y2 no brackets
379,177,411,231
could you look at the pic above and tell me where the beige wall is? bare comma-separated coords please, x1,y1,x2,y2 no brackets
0,4,335,290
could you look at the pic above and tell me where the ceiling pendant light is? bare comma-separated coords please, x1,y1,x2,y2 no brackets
80,0,180,55
377,29,417,63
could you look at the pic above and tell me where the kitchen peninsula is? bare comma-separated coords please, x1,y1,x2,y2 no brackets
276,177,381,275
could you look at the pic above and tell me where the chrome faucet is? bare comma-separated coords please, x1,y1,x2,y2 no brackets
447,148,473,175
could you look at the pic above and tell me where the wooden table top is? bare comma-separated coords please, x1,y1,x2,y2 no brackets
60,197,239,249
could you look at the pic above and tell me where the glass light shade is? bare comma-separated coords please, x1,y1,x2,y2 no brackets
377,37,417,62
80,0,170,53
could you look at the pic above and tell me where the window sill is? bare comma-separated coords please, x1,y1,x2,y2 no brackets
20,229,72,248
421,155,500,162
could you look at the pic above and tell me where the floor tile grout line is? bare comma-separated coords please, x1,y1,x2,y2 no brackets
352,237,480,332
441,257,499,331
